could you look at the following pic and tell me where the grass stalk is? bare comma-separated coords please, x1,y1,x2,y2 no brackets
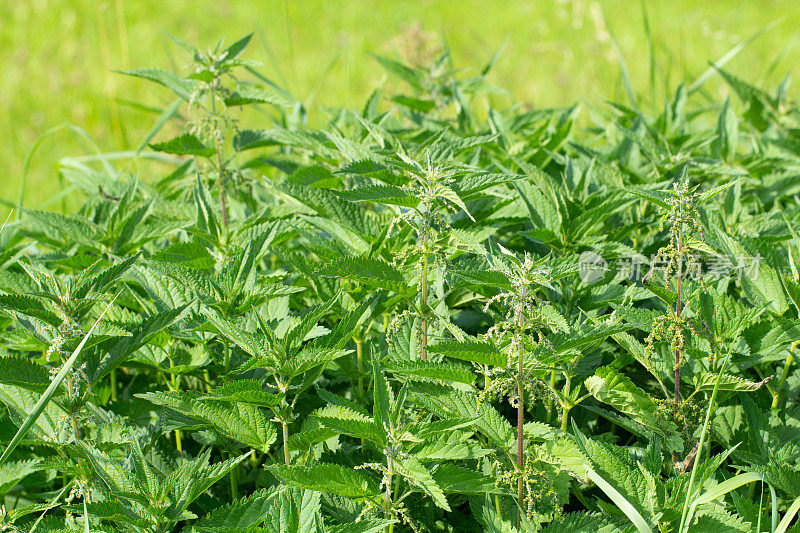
0,295,118,467
678,350,733,532
772,348,795,410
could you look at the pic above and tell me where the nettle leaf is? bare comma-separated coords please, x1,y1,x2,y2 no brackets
193,487,276,531
167,449,251,514
262,487,323,533
432,464,511,495
585,366,676,436
385,359,475,384
224,86,291,107
540,512,622,532
447,268,511,290
312,405,384,444
281,347,350,376
693,372,768,392
334,185,420,208
121,68,196,100
138,391,277,452
396,457,450,511
319,256,412,296
268,463,381,501
550,320,630,354
150,133,216,157
90,304,190,381
202,379,281,407
0,459,42,494
0,356,50,392
0,294,62,327
428,340,506,367
615,184,671,209
714,229,788,314
409,432,489,461
411,382,515,449
371,356,393,434
390,95,436,113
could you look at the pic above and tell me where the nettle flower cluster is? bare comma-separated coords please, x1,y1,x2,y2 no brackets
481,246,553,407
386,152,475,360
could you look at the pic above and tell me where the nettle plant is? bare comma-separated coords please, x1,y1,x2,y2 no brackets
2,32,800,533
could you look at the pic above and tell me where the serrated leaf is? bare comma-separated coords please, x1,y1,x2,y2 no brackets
320,256,412,295
385,360,475,384
121,68,196,100
150,133,216,157
268,463,380,501
333,185,419,208
396,457,450,510
428,340,506,367
224,86,291,107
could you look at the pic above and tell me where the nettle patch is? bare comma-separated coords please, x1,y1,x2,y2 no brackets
1,34,800,533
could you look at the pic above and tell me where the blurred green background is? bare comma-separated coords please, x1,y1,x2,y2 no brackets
2,0,798,212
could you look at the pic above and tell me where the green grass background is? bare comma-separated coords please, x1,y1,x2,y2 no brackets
2,0,798,211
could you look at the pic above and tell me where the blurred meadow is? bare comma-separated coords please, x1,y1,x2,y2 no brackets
2,0,798,213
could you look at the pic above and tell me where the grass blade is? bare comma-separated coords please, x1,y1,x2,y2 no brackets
136,98,181,155
585,467,653,533
684,472,766,532
0,293,119,467
82,482,91,533
776,494,800,533
688,21,780,94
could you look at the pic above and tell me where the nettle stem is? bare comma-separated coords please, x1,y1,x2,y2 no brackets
515,292,525,528
385,454,394,532
208,80,229,230
547,370,556,424
110,368,117,403
356,338,364,399
420,202,431,361
561,376,572,431
674,208,685,407
282,420,290,465
673,208,684,463
229,451,239,500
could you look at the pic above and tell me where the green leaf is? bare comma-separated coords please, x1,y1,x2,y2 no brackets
320,256,412,296
91,304,190,381
697,178,743,204
385,360,475,384
410,433,489,461
224,33,254,60
0,294,61,327
0,356,50,392
390,95,436,113
138,391,277,452
372,357,393,434
396,457,450,511
615,185,671,210
268,463,380,501
333,185,420,208
428,340,506,367
150,133,216,157
0,459,41,494
312,405,383,444
431,464,511,495
224,86,291,107
120,68,196,101
693,372,767,392
584,366,674,436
